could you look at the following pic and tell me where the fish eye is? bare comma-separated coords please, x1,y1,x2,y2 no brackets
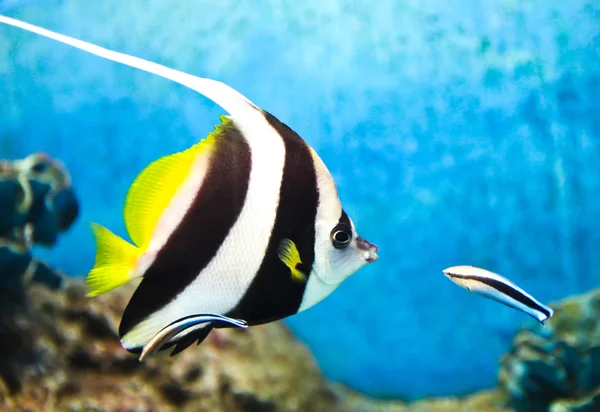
330,224,352,249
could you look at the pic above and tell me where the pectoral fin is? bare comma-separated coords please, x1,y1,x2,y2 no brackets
277,238,307,282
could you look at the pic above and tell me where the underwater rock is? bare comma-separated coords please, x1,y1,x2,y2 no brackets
337,388,509,412
0,152,78,293
0,281,340,411
549,386,600,412
0,279,510,411
498,289,600,412
0,234,64,297
14,152,79,244
0,162,31,237
0,151,79,247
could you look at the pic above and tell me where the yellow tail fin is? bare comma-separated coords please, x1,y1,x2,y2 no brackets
86,223,142,297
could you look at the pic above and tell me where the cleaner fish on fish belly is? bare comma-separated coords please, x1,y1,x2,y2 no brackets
443,265,554,323
0,15,379,358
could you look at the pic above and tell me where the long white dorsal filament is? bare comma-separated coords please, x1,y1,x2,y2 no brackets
0,15,259,118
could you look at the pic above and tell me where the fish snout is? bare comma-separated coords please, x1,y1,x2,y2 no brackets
357,237,378,262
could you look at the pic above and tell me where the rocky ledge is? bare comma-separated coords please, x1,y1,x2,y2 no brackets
499,289,600,412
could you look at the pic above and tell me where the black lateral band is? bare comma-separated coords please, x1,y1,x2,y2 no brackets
227,111,318,324
119,120,252,338
451,273,550,317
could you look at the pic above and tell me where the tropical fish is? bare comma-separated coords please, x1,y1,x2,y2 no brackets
443,265,554,323
0,16,379,358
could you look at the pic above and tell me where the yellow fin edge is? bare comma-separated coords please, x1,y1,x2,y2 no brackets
86,223,141,297
123,115,232,248
277,238,307,283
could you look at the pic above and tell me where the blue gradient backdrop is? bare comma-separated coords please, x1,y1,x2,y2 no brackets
1,0,599,400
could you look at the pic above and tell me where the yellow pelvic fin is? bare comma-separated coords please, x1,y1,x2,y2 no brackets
123,116,233,248
86,223,142,297
277,238,307,282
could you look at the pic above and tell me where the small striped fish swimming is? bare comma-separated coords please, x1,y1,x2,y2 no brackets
443,265,554,323
0,16,379,359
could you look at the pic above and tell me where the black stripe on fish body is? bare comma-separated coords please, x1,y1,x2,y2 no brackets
452,273,552,319
226,111,318,325
339,209,351,229
119,121,252,340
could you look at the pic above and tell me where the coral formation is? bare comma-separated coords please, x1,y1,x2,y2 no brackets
0,152,78,296
499,289,600,412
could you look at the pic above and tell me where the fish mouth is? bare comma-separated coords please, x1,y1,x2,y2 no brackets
357,237,378,263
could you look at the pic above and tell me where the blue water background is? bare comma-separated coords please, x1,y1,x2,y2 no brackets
1,0,599,400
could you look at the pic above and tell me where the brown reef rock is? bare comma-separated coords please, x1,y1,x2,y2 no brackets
5,273,600,412
499,289,600,412
0,280,337,411
0,279,508,412
0,152,79,298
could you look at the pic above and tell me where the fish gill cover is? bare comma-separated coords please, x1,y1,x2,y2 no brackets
0,0,599,401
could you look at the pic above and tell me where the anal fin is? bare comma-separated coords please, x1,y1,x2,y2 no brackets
137,313,247,361
167,327,213,357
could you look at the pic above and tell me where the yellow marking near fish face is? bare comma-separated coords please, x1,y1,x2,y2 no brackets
277,238,307,282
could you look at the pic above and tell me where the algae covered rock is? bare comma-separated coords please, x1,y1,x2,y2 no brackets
0,281,339,411
0,152,78,295
498,289,600,412
549,386,600,412
337,388,510,412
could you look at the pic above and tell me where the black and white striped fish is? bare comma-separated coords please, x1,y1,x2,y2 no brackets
443,265,554,323
0,16,379,358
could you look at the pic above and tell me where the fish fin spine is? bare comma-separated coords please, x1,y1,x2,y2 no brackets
277,238,307,282
86,223,142,297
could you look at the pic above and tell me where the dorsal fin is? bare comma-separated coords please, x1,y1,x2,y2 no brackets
0,16,261,121
124,116,231,247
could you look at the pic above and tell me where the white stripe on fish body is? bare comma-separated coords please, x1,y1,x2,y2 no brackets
443,265,554,323
297,148,342,312
300,147,353,312
299,146,377,313
122,118,286,349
